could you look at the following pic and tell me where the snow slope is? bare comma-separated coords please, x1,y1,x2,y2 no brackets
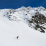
0,7,46,46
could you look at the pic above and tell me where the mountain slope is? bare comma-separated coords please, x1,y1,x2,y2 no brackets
0,6,46,46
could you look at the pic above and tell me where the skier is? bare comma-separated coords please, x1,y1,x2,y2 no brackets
16,36,19,39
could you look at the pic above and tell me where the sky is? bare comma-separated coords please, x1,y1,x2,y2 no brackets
0,0,46,9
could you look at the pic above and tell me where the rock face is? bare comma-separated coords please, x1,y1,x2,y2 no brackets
28,12,46,33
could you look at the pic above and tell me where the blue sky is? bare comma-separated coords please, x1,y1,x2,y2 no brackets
0,0,46,9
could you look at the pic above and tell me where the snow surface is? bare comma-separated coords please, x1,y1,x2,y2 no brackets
0,7,46,46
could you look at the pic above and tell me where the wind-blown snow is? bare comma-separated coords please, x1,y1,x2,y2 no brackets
0,6,46,46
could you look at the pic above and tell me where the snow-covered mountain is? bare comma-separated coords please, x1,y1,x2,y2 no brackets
0,6,46,46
